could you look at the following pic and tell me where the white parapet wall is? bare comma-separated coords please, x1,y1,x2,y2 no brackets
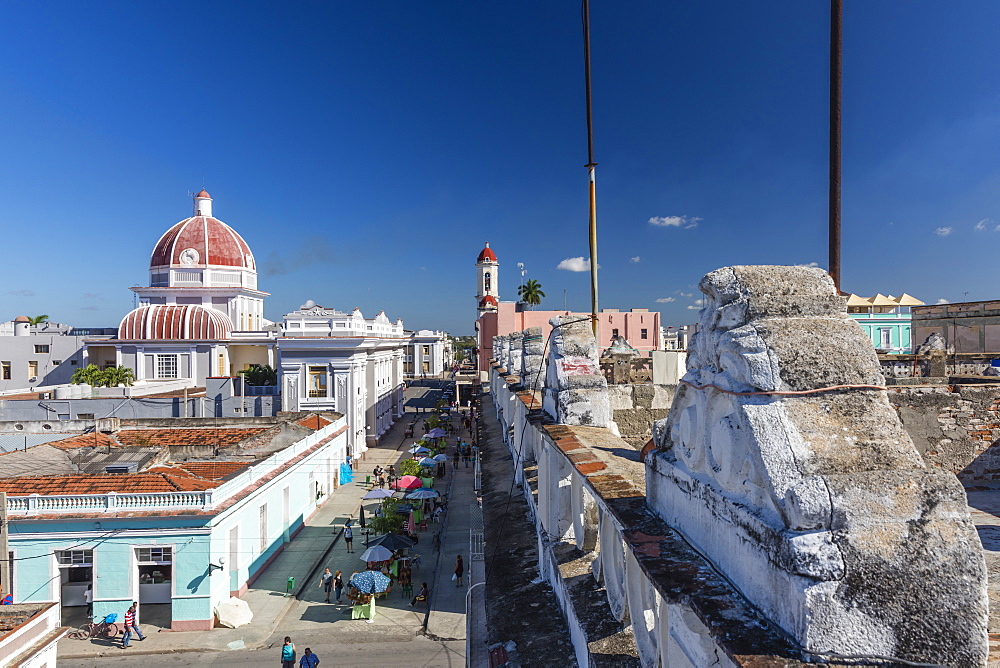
486,264,989,668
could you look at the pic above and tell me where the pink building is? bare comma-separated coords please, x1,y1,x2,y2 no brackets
473,243,661,372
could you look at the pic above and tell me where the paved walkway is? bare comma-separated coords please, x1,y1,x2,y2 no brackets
60,378,481,666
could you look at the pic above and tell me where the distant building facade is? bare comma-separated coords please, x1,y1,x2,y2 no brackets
278,302,406,450
0,319,114,393
473,243,660,372
846,293,923,354
403,330,451,377
912,299,1000,354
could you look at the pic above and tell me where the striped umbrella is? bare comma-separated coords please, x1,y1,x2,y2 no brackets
405,488,439,500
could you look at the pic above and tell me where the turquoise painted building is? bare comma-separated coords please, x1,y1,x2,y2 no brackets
3,416,347,631
847,293,923,354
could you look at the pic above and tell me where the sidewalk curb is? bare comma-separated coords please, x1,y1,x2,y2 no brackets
59,646,207,659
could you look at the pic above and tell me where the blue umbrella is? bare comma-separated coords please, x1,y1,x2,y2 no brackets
360,545,394,562
363,488,395,500
349,570,391,594
418,457,436,467
408,445,431,455
425,428,446,438
433,453,449,462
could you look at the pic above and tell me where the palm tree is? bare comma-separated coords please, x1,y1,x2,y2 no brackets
27,315,48,325
70,364,104,386
517,280,545,309
101,365,136,388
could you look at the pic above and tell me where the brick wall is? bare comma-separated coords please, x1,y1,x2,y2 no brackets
890,385,1000,487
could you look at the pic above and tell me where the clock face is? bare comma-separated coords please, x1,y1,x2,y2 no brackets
179,248,200,266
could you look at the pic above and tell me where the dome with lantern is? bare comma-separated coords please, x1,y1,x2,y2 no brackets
148,190,257,289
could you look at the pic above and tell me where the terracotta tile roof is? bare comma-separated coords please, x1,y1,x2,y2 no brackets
5,424,349,519
0,473,218,495
148,461,249,480
44,433,120,451
296,415,332,431
115,428,265,448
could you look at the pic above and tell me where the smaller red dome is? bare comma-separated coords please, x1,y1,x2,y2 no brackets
195,189,211,199
479,295,498,307
13,316,30,323
477,242,497,263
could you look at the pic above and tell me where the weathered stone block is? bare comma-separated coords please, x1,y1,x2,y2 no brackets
647,265,988,666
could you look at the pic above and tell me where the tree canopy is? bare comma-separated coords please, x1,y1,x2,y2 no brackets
517,279,545,309
70,364,135,387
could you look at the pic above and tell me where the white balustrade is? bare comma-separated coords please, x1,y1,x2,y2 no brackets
4,418,345,516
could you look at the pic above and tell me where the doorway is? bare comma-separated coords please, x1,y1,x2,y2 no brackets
229,526,239,594
56,549,93,628
133,546,173,628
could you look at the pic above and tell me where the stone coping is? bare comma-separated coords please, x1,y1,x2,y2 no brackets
496,367,813,665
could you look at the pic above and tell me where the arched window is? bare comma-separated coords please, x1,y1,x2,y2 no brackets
484,272,491,292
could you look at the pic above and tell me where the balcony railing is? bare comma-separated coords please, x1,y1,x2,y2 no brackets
5,418,345,516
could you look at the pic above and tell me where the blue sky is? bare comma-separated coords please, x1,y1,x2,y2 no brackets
2,2,999,335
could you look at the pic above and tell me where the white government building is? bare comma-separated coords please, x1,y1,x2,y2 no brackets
45,190,453,455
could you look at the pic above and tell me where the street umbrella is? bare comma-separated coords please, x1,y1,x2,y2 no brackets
406,488,439,500
432,453,449,462
408,445,431,455
392,475,423,490
417,457,437,467
349,569,391,594
363,488,395,500
370,533,415,550
360,545,394,562
426,428,447,438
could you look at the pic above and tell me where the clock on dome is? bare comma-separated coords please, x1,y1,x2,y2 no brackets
180,248,200,266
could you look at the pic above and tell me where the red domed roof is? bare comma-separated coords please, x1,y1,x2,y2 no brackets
119,304,233,340
150,216,255,271
479,295,498,307
477,242,497,263
13,316,30,323
195,189,211,199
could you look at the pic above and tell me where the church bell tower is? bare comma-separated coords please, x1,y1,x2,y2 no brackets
476,242,499,313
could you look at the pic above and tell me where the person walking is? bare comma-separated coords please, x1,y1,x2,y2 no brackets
344,521,354,553
281,636,296,668
454,554,464,586
84,584,93,618
318,568,334,603
299,647,320,667
120,601,145,648
333,570,344,604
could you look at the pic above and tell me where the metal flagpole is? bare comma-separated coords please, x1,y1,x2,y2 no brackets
583,0,599,336
829,0,842,291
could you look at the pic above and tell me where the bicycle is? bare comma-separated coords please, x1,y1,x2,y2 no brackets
68,613,120,640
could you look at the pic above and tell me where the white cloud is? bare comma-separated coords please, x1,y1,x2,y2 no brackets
557,257,593,272
629,256,641,263
935,226,953,236
677,291,694,298
796,261,820,268
936,298,950,304
7,290,34,297
649,215,701,229
975,218,991,232
686,298,705,310
655,297,676,303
